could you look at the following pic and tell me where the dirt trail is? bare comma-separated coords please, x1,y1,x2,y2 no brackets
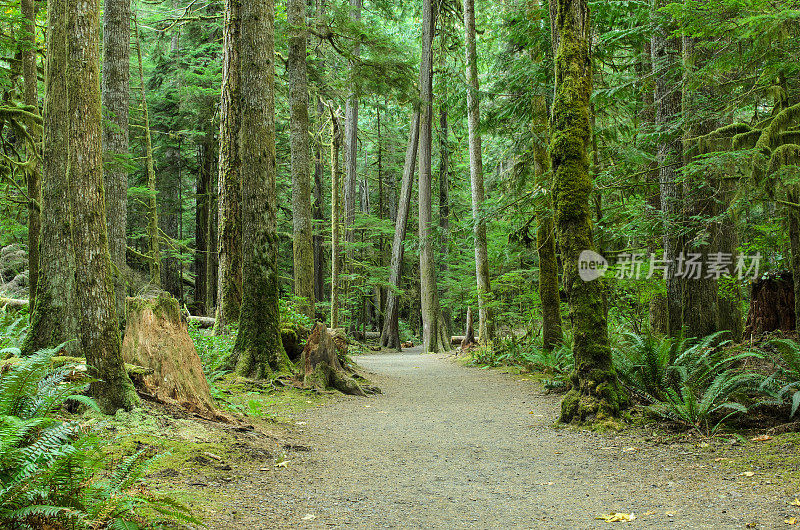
217,349,787,528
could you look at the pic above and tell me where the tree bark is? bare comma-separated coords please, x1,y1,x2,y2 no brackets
550,0,622,423
194,128,214,314
463,0,495,343
215,0,243,334
21,0,40,310
102,0,131,323
67,0,137,412
313,97,327,303
288,0,315,321
330,106,343,328
438,107,452,339
652,0,684,337
22,0,77,356
230,0,292,378
380,110,420,350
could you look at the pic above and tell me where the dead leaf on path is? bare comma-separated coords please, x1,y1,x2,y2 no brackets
622,447,638,453
752,434,772,442
714,457,729,462
364,405,371,408
302,514,316,521
786,517,797,525
791,498,800,506
274,460,290,468
376,411,388,414
642,511,655,516
740,471,755,477
295,421,307,426
537,482,554,486
597,513,636,522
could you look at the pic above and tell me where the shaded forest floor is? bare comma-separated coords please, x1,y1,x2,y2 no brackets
132,346,800,529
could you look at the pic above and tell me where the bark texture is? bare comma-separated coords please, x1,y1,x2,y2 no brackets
67,0,137,412
102,0,131,322
380,110,420,350
418,0,448,353
330,106,343,328
22,0,77,356
463,0,495,343
302,323,365,396
288,0,315,321
550,0,622,423
231,0,292,378
215,0,243,334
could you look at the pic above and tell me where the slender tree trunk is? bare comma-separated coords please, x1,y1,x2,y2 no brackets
438,108,452,339
789,191,800,338
231,0,291,378
381,110,420,349
550,0,622,423
215,0,243,334
22,0,40,309
133,12,160,286
652,0,684,337
22,0,76,356
330,106,343,328
102,0,131,323
207,166,219,309
195,130,214,314
343,0,361,329
288,0,315,320
67,0,137,412
533,94,564,351
463,0,495,343
418,0,447,353
313,97,326,303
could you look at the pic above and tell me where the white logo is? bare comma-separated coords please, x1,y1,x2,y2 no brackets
578,250,608,282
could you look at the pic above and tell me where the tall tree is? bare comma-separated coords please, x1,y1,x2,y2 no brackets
230,0,291,377
21,0,40,309
652,0,684,337
215,0,243,334
343,0,361,326
438,107,452,339
22,0,76,356
463,0,495,343
102,0,131,321
550,0,622,422
418,0,448,353
67,0,137,412
330,106,343,328
288,0,315,321
380,109,420,350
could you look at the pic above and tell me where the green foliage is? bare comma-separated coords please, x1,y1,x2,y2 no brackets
758,339,800,417
613,332,763,434
0,348,200,529
468,335,573,390
0,306,28,357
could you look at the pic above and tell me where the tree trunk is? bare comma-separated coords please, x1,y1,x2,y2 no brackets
652,0,684,337
330,106,343,328
343,0,362,329
461,306,475,349
313,97,327,303
102,0,131,323
744,270,795,337
67,0,138,412
438,107,452,339
230,0,292,378
463,0,495,343
288,0,315,321
302,323,366,395
21,0,40,310
195,130,214,315
418,0,447,353
133,12,160,286
380,110,420,350
790,192,800,338
550,0,622,423
22,0,77,356
215,0,243,334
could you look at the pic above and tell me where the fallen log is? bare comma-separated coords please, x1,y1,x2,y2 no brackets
0,297,29,310
188,315,215,329
451,335,465,346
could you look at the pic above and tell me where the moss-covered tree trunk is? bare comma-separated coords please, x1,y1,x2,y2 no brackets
550,0,623,423
102,0,131,323
230,0,292,379
215,0,243,334
330,106,343,329
789,191,800,338
463,0,495,343
22,0,40,310
288,0,315,321
67,0,138,412
380,110,420,350
22,0,77,356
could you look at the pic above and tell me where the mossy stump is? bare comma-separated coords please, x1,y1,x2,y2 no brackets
122,296,220,418
301,323,365,396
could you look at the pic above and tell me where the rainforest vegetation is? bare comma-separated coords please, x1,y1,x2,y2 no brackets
2,0,800,526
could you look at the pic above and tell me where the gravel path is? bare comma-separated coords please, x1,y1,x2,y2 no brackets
215,349,786,529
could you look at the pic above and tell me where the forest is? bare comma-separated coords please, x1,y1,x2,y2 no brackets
2,0,800,526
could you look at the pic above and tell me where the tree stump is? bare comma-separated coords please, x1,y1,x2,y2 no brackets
745,271,795,337
302,323,365,396
122,296,220,418
461,307,476,349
